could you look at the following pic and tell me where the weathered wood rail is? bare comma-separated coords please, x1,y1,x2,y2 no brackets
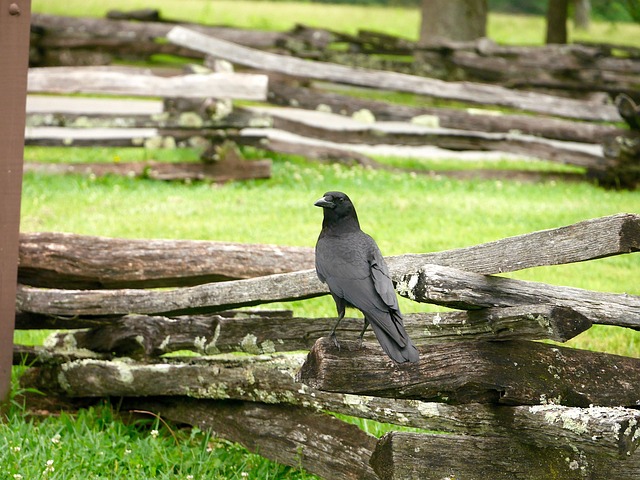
14,213,640,479
30,13,640,101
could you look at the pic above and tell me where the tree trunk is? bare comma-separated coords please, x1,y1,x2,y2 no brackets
419,0,488,45
574,0,591,30
546,0,570,44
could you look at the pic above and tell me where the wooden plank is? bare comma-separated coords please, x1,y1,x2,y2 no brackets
23,159,272,183
296,337,640,407
0,0,31,405
167,26,620,122
134,399,378,480
18,350,640,458
27,94,162,115
25,95,270,129
247,106,606,169
397,264,640,329
24,126,232,147
27,67,268,100
34,306,590,357
31,13,285,51
15,342,640,458
133,399,379,480
25,126,158,147
370,431,640,480
268,82,622,145
18,233,313,289
14,214,640,317
389,213,640,276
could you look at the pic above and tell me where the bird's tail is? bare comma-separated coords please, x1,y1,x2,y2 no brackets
368,312,420,364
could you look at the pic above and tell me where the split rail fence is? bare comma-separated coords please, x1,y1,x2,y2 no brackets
25,13,640,187
14,213,640,479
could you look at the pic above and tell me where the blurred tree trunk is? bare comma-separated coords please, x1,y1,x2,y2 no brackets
574,0,591,30
419,0,488,45
546,0,569,44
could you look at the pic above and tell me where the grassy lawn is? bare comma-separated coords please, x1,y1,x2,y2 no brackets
7,2,640,479
32,0,640,47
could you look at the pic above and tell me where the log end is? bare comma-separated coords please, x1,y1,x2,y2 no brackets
547,306,592,342
369,431,396,480
620,213,640,253
295,336,418,394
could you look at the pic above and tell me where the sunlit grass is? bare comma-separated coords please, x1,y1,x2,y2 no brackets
32,0,640,48
1,400,312,480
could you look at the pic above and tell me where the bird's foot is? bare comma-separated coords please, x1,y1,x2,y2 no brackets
330,332,341,351
357,336,365,349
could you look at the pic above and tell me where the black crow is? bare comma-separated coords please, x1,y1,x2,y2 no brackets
314,191,419,364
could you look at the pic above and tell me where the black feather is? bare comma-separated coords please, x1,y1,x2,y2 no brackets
314,191,419,363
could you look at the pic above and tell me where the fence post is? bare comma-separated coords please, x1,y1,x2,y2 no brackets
0,0,31,407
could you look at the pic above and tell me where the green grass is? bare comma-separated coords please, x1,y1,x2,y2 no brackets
1,398,311,479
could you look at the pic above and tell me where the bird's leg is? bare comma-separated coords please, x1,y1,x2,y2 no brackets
357,319,370,348
329,305,345,350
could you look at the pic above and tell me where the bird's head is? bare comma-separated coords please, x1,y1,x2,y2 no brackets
314,191,360,229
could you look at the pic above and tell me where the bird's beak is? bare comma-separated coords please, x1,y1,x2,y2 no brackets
314,196,335,208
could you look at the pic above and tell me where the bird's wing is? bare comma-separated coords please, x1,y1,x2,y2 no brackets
366,235,400,311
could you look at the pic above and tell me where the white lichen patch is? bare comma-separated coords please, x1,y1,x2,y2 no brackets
194,382,230,399
240,334,261,354
395,273,418,301
187,136,211,150
612,421,622,440
417,401,441,418
151,112,170,124
162,136,176,149
531,313,552,332
212,99,233,120
245,368,255,385
410,114,440,128
352,109,375,124
193,336,207,352
466,108,503,116
112,360,135,384
179,112,203,129
159,335,172,351
260,340,276,354
143,136,164,150
248,116,273,128
316,104,332,113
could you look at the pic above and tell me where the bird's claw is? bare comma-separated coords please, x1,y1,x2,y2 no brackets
330,332,341,350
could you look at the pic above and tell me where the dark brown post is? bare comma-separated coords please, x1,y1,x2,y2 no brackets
0,0,31,406
545,0,569,44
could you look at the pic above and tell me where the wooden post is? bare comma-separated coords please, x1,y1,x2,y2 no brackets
0,0,31,406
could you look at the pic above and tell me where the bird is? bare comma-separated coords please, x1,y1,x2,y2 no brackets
314,191,419,364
